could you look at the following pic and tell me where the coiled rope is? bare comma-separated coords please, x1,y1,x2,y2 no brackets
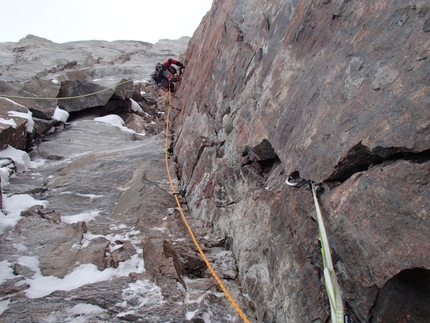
165,90,250,323
0,79,134,101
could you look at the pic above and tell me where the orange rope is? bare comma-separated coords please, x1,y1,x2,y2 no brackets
164,90,250,323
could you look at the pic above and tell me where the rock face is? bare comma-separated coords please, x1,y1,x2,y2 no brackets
0,120,249,322
170,0,430,322
1,1,430,322
0,34,190,146
0,35,254,322
0,34,190,83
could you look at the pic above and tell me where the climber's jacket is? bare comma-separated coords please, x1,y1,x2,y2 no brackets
151,58,185,92
163,58,184,70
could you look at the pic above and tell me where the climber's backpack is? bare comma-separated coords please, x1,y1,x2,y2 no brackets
151,63,166,84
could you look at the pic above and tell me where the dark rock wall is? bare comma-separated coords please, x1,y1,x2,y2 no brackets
172,0,430,322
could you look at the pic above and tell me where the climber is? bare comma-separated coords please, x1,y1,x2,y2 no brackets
151,58,185,93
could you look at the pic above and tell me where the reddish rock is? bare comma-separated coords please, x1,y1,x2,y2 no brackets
0,79,59,120
171,0,430,322
0,100,29,150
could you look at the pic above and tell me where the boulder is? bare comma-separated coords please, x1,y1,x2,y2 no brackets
1,216,89,278
57,79,117,113
0,79,59,120
0,102,28,150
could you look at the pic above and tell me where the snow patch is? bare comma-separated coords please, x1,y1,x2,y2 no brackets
18,254,144,299
130,99,144,114
186,309,199,320
0,145,36,172
59,192,104,202
0,193,49,234
0,299,10,315
93,115,135,134
13,243,28,252
8,110,34,133
110,223,128,230
0,159,15,186
52,107,69,123
0,260,15,285
61,210,101,224
117,279,163,314
0,118,17,129
151,227,166,232
67,303,106,315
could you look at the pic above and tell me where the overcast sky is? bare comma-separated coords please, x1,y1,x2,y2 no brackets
0,0,213,44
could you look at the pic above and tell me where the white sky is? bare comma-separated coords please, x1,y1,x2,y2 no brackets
0,0,213,44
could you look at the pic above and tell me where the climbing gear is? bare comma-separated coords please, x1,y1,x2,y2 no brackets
285,170,309,188
344,313,351,323
311,182,344,323
155,62,165,71
150,72,158,83
164,91,250,323
285,176,307,187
